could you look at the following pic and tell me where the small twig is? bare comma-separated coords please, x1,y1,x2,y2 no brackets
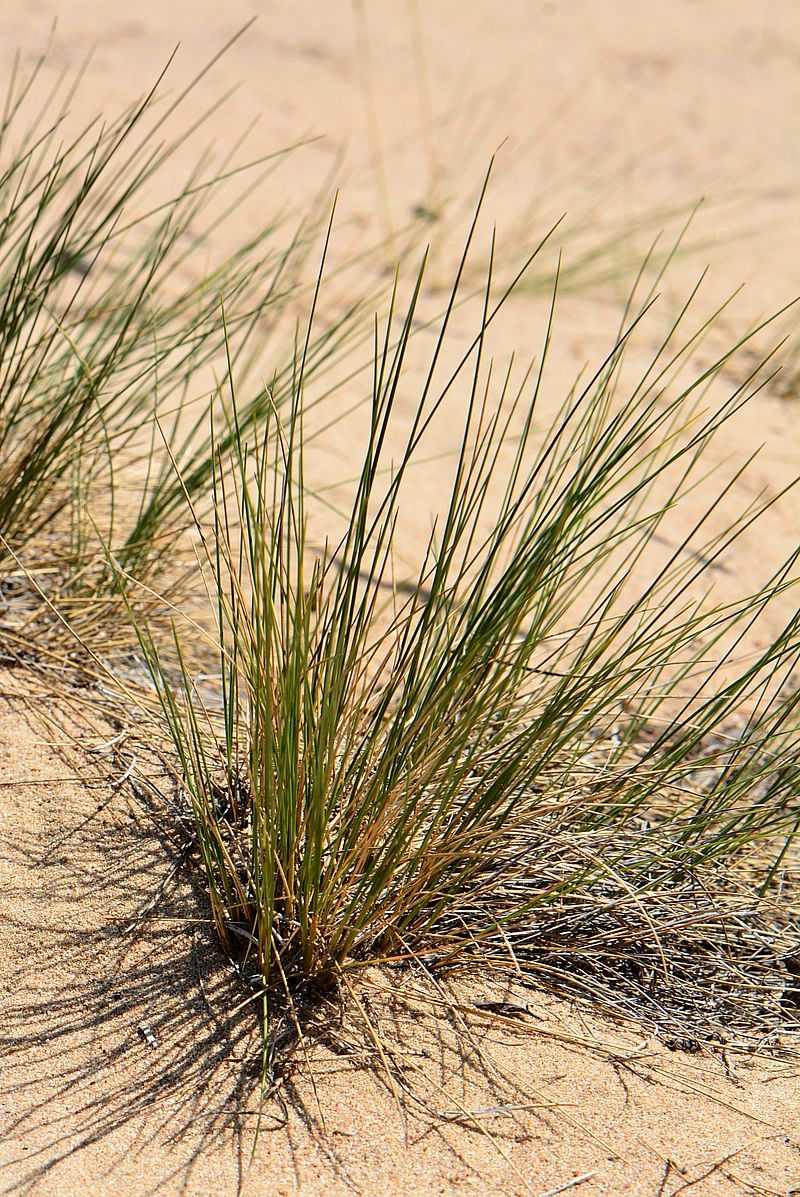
474,999,531,1019
110,751,137,789
721,1047,739,1083
438,1100,563,1121
536,1172,596,1197
668,1142,751,1195
84,727,130,753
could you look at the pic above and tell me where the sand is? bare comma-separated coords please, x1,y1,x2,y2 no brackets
1,3,800,1194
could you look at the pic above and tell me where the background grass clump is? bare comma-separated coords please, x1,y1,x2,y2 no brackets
0,40,376,657
107,192,800,1064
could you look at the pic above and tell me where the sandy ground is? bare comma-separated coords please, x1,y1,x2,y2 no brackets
1,3,800,1194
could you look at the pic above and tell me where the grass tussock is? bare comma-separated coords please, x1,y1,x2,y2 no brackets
106,192,800,1062
0,38,376,656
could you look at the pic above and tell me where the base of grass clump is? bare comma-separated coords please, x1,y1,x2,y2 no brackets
147,757,799,1073
99,202,800,1078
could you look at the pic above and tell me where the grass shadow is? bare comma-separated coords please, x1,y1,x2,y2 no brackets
0,732,539,1196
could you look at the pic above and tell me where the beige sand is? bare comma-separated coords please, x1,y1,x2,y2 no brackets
1,3,800,1194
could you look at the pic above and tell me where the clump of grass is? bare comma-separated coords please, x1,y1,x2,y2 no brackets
110,189,800,1067
0,37,385,657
